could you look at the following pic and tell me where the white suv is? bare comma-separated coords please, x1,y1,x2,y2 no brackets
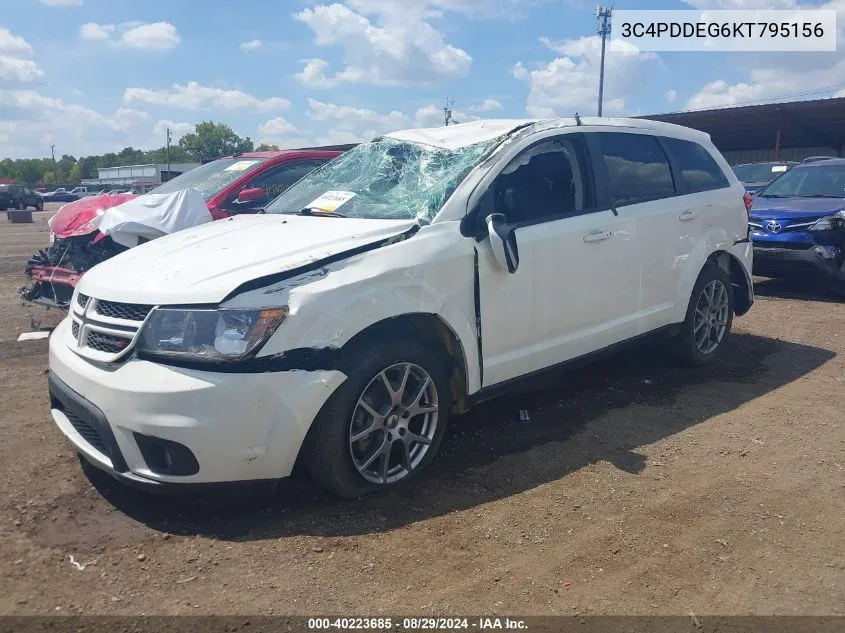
48,118,753,497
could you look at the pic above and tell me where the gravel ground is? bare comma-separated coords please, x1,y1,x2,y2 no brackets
0,210,843,616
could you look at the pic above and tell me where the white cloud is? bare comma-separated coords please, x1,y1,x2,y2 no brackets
293,3,472,86
0,27,34,54
295,58,335,87
258,116,298,137
78,21,181,50
39,0,82,5
79,22,113,41
0,55,44,83
413,104,445,128
121,22,181,50
683,0,845,109
123,81,290,111
0,89,150,157
306,98,414,145
240,39,262,51
666,89,677,104
514,36,659,117
468,98,503,112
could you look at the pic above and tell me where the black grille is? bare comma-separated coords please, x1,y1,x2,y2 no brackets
86,331,131,354
76,293,89,309
71,321,80,338
64,410,106,454
95,300,153,322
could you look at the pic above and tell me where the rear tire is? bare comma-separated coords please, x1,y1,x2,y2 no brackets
670,263,734,367
35,200,43,211
302,335,451,498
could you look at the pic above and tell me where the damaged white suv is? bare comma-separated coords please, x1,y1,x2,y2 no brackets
48,118,753,497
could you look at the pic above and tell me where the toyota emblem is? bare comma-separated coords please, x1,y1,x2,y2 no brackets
765,220,782,233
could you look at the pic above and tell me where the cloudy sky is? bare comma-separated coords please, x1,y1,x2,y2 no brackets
1,0,843,158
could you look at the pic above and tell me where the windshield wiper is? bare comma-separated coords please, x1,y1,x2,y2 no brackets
797,194,845,199
297,207,349,218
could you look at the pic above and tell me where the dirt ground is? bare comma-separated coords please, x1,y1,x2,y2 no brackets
0,209,842,617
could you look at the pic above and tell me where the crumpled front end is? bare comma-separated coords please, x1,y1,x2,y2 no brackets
20,234,128,308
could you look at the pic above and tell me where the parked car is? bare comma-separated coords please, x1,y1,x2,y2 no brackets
732,161,797,194
41,188,80,203
0,184,44,210
748,157,845,284
21,149,344,308
47,118,753,497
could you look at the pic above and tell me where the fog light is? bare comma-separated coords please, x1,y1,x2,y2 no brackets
133,433,199,476
814,245,840,260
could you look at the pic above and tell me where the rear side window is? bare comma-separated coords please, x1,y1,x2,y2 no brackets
662,137,729,193
596,133,675,205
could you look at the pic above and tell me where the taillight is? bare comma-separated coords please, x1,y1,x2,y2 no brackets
743,192,753,215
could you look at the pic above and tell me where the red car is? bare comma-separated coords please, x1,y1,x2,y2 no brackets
21,148,345,308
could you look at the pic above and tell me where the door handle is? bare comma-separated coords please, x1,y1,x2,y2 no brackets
583,230,612,243
679,210,698,221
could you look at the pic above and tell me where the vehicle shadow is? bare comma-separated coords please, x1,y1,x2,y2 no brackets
83,332,835,540
754,276,844,303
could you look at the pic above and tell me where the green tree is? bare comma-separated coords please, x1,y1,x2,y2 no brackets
179,121,254,161
256,143,280,151
43,170,57,184
16,160,45,185
68,164,82,183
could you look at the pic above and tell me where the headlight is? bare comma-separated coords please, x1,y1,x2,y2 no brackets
810,210,845,231
137,307,288,363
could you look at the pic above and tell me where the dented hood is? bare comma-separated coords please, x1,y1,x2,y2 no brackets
77,213,418,305
49,193,138,238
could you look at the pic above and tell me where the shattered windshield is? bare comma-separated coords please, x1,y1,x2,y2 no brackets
152,157,267,201
264,136,501,222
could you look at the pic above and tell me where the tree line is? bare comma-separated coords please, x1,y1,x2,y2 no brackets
0,122,281,187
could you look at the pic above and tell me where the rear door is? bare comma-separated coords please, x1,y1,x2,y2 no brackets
589,131,684,333
474,132,640,386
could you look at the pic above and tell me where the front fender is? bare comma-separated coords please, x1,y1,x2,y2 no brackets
258,223,482,393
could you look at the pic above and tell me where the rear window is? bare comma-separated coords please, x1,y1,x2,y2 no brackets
662,137,729,193
596,132,675,205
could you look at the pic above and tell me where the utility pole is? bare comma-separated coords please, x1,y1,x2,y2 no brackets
165,128,172,182
50,144,58,185
596,6,612,117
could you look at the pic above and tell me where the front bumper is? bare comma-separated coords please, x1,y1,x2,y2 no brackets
48,317,347,488
753,243,845,282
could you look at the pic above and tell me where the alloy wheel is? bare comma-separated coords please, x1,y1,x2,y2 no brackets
349,362,439,485
693,279,729,354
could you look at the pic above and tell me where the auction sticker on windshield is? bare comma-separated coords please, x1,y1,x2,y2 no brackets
307,190,357,212
224,160,260,172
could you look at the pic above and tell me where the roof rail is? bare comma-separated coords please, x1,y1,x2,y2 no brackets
801,156,835,163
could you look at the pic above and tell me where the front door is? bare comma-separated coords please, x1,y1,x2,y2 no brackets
474,133,641,387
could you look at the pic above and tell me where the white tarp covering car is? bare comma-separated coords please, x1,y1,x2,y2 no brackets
92,188,213,248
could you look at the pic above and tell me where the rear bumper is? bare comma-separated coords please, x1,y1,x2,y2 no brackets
753,244,845,281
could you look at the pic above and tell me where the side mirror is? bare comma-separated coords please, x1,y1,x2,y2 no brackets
236,187,267,204
485,213,519,273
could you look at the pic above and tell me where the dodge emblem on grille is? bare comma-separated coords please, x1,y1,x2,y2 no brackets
765,220,783,233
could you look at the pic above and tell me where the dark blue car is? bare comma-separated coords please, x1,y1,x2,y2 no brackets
749,158,845,284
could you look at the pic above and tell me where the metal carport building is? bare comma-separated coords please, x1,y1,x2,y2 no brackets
639,96,845,165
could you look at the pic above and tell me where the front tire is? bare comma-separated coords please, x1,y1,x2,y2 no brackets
16,199,25,211
35,199,43,211
670,263,734,366
302,335,451,498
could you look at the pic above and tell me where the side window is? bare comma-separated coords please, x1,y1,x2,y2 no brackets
491,134,592,225
248,160,325,202
661,137,729,193
596,132,675,206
